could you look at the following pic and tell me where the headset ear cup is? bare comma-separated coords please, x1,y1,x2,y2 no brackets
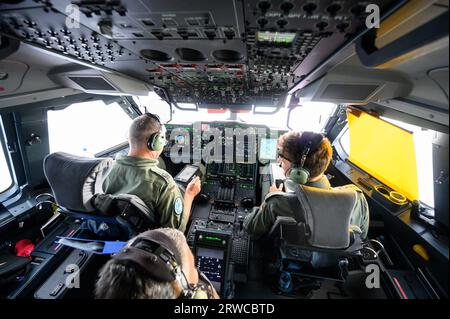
150,133,164,151
193,289,209,299
147,133,155,150
289,167,309,185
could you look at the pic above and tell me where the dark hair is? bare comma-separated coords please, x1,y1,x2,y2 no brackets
95,228,189,299
279,131,333,179
128,114,161,149
95,260,176,299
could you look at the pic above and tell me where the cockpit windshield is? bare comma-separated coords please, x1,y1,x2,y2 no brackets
133,92,336,131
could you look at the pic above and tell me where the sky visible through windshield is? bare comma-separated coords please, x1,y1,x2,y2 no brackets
0,137,12,193
48,100,132,158
47,96,335,159
133,93,336,131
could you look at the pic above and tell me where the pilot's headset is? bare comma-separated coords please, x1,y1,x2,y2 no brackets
144,113,167,152
112,230,214,299
288,131,324,185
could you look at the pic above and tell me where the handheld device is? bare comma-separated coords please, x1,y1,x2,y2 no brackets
174,164,201,186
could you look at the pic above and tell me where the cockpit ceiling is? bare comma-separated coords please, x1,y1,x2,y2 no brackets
0,0,400,106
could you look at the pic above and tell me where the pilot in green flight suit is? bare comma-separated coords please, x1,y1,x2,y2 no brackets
103,113,201,233
244,131,369,241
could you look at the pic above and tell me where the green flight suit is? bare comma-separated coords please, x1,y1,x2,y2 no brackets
103,155,188,232
243,176,370,240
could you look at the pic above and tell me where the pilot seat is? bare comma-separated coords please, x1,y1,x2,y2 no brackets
266,184,372,297
43,152,156,240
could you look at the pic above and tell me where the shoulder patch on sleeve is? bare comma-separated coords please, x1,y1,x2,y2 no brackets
174,197,183,216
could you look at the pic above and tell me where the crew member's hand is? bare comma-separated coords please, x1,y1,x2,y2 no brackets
269,182,283,193
186,176,201,198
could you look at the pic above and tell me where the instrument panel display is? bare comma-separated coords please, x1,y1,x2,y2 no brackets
163,121,285,165
259,137,278,161
163,124,192,159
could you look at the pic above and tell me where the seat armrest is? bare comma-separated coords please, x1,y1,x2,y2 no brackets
268,216,297,237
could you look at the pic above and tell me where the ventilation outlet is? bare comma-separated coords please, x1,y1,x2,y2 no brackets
320,84,380,101
175,48,206,62
68,76,117,91
212,50,243,63
140,49,173,62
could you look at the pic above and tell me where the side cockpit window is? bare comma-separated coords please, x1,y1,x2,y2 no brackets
288,102,337,132
339,109,436,208
47,100,132,157
0,128,13,194
380,116,436,208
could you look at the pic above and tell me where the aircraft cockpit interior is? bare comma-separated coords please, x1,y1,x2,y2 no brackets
0,0,448,303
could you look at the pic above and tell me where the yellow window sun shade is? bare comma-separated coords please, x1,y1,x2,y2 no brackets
347,110,419,201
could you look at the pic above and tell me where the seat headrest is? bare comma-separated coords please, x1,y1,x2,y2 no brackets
296,185,357,249
43,152,113,212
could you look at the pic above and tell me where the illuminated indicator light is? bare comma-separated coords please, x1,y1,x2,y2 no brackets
393,277,408,299
256,31,296,45
204,236,222,242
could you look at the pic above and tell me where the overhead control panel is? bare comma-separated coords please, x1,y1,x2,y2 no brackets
0,0,399,105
